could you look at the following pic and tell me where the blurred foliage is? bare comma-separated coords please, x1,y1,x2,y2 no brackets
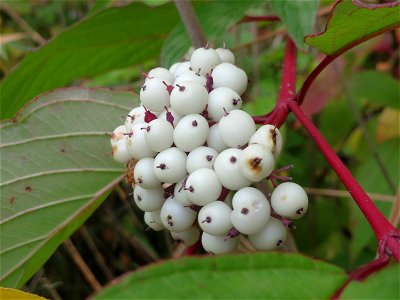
0,0,398,299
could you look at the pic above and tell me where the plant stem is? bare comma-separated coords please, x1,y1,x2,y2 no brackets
287,100,400,260
174,1,206,48
239,15,280,23
258,36,297,127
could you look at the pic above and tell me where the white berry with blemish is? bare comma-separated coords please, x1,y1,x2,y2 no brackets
249,124,283,157
271,182,308,219
239,144,275,182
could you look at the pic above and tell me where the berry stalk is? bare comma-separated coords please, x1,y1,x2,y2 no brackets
287,100,400,260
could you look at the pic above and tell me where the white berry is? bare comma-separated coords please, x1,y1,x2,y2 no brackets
207,124,229,153
208,87,242,122
144,119,174,152
185,168,222,206
231,187,271,235
249,125,283,157
198,201,233,235
212,63,248,95
215,47,235,64
133,185,164,212
134,158,161,189
186,146,218,174
146,67,175,83
201,232,239,254
248,217,287,250
214,148,251,190
170,81,208,116
171,226,200,246
140,77,171,112
173,114,209,152
219,110,256,148
271,182,308,219
144,210,164,231
160,197,197,232
190,47,220,76
153,147,187,183
125,123,157,160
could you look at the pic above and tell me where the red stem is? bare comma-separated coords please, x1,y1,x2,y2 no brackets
239,15,280,23
184,240,201,256
331,254,390,300
288,100,400,260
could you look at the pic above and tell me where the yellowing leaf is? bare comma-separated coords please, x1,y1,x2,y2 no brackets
376,108,400,142
0,287,47,300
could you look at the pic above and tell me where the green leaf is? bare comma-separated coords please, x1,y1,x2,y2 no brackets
0,88,136,288
342,265,400,299
306,0,400,55
93,252,347,299
0,2,179,119
161,1,261,67
348,71,399,109
350,138,399,261
269,0,319,49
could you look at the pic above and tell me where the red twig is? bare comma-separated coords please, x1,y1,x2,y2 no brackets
331,254,390,300
287,100,400,260
239,15,280,23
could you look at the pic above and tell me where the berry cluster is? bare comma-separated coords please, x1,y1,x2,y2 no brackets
110,46,308,254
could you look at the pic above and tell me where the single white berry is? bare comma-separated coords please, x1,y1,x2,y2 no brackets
143,119,174,152
186,146,218,173
208,87,242,122
271,182,308,219
207,124,229,153
126,123,157,160
174,70,206,86
125,106,146,132
230,187,271,235
173,114,209,152
190,47,221,76
248,217,287,250
110,125,132,163
171,226,200,246
185,168,222,206
249,125,283,157
140,77,171,112
169,62,181,75
219,110,256,148
158,107,182,127
153,147,187,183
198,201,233,235
144,210,164,231
239,144,275,182
212,63,248,95
173,61,191,77
146,67,175,83
133,158,161,188
215,47,235,64
160,197,197,232
133,185,164,212
214,148,252,190
170,81,208,116
173,177,191,206
201,232,239,254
